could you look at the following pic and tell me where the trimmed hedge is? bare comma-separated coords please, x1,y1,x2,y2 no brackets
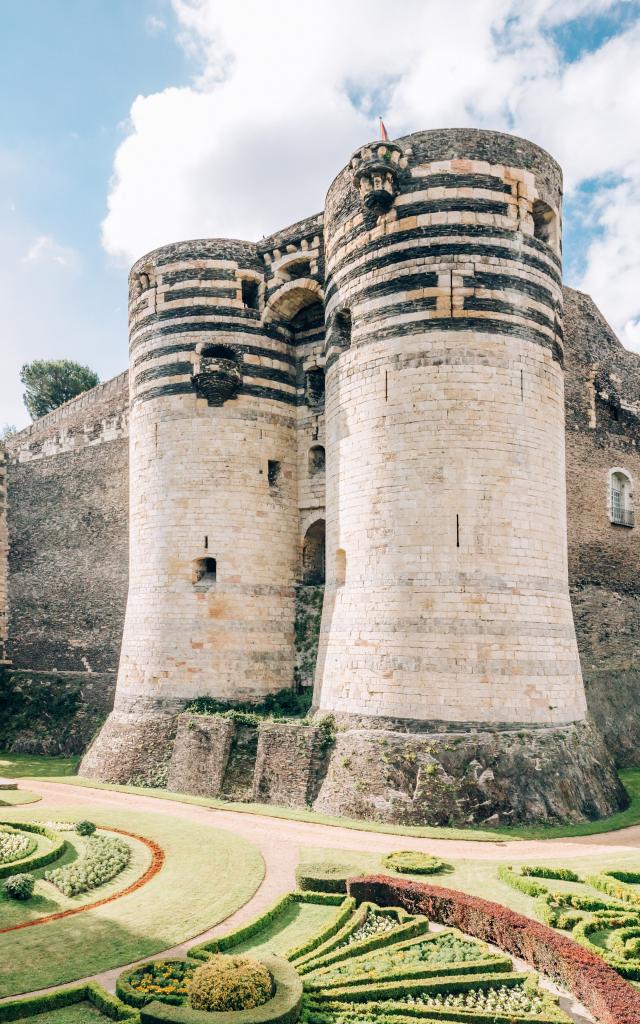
0,981,137,1021
348,875,640,1024
286,897,355,960
0,821,67,879
306,956,514,991
295,862,365,894
305,930,512,989
292,912,430,975
588,873,640,910
311,969,544,1003
520,866,581,882
573,920,640,982
293,904,413,973
189,891,346,962
382,851,447,875
497,864,548,898
293,902,369,971
140,955,302,1024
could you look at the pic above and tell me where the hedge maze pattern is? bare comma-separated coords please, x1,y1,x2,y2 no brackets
499,864,640,982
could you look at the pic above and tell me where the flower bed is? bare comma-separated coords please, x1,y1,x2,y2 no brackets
118,958,195,1007
348,876,640,1024
0,821,67,879
0,828,36,865
46,833,131,896
0,827,164,936
136,955,302,1024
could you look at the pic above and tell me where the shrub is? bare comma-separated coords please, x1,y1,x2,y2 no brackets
187,954,273,1012
46,834,130,896
75,820,97,836
382,851,448,875
497,864,548,897
4,872,35,900
296,861,365,894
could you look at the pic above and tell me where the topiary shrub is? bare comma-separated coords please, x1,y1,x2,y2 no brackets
295,861,365,893
187,954,273,1012
382,850,447,875
4,872,35,900
75,820,97,836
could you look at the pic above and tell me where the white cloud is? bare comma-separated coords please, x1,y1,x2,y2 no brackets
579,168,640,350
101,0,640,349
22,234,77,268
0,210,125,430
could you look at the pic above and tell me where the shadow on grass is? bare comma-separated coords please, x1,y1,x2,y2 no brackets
0,752,80,778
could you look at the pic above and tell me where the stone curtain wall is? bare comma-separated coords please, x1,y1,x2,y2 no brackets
563,287,640,765
5,373,129,674
316,128,585,727
0,374,128,752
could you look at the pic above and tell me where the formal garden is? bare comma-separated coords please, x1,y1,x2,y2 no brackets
1,755,640,1023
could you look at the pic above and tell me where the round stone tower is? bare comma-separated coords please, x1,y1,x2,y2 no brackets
313,129,624,823
82,238,299,781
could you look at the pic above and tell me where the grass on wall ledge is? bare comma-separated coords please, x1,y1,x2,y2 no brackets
4,751,638,843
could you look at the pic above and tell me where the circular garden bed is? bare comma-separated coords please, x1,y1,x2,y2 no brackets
118,954,303,1024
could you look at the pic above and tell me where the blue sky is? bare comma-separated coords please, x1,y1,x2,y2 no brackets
1,0,639,429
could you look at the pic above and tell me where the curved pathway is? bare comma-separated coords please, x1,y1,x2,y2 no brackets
3,779,640,1002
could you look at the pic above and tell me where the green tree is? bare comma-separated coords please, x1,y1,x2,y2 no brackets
20,359,99,420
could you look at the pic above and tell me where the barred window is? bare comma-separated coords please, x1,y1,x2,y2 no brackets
610,469,634,528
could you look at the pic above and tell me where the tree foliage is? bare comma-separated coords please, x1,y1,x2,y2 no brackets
20,359,99,420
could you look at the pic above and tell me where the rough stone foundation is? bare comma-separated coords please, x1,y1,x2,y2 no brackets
166,715,234,797
312,718,627,827
80,710,178,786
80,709,626,826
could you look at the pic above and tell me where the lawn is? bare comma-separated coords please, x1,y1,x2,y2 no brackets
0,826,152,929
0,788,41,805
0,804,264,998
10,1004,110,1023
0,752,80,777
228,900,339,957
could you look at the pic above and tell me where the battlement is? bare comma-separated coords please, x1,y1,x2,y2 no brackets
6,371,129,464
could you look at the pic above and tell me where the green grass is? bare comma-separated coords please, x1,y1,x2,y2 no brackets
2,753,638,843
0,752,80,777
8,1004,111,1022
0,804,264,998
0,788,41,806
228,901,338,957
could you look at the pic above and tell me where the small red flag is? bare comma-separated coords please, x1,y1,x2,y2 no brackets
379,117,389,141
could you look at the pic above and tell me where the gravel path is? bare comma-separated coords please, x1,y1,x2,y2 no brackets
4,779,639,1002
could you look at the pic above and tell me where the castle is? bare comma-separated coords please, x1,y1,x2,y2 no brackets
2,127,640,825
